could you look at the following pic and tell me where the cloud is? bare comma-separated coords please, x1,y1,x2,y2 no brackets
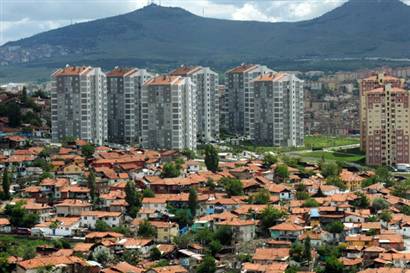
232,3,279,22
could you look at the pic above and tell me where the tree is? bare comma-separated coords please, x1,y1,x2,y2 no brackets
296,191,310,200
7,102,22,128
352,192,369,209
325,221,344,239
137,220,157,238
161,162,181,178
196,256,216,273
204,145,219,172
392,179,410,199
174,233,193,249
303,198,319,207
174,209,193,227
214,226,233,245
81,144,95,158
290,241,303,262
206,178,216,191
303,236,312,262
182,149,195,160
274,164,289,182
87,170,97,201
125,181,141,217
208,240,222,255
150,247,162,260
326,176,347,191
375,166,392,183
320,162,340,178
380,210,392,222
2,168,11,200
143,188,155,198
95,220,111,231
321,256,344,273
372,198,389,212
260,206,286,233
221,177,243,196
92,247,114,266
21,86,28,105
4,202,39,227
122,249,141,265
263,153,277,168
249,189,270,204
188,187,198,217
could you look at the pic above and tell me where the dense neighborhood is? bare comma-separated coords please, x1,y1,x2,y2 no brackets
0,135,409,273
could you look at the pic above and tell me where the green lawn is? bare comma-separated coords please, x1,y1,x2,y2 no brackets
0,235,48,258
225,135,360,154
304,135,360,149
302,150,365,164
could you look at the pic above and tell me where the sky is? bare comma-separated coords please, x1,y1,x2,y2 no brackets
1,0,410,46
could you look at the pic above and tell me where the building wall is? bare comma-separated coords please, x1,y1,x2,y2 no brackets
359,74,405,152
225,65,274,136
253,73,304,147
51,67,107,145
141,77,197,150
107,69,152,144
366,85,410,166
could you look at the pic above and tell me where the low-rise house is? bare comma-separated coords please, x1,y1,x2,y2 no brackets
80,211,124,229
269,223,304,241
0,218,11,233
16,256,89,273
55,199,92,216
216,218,256,242
252,248,290,264
32,217,80,237
149,221,179,243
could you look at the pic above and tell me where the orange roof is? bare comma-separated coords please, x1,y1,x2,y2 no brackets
270,222,304,231
81,211,122,218
18,256,85,270
254,72,287,82
252,248,290,261
227,64,257,73
55,199,92,208
217,218,256,227
73,243,94,252
0,218,10,226
170,65,202,76
144,75,183,86
53,66,92,77
85,231,124,239
106,67,138,77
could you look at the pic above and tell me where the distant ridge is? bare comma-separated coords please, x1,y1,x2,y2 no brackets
1,0,410,73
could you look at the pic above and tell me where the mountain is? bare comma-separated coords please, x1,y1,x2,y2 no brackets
1,0,410,75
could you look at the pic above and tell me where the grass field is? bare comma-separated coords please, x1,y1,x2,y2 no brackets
304,135,360,149
226,135,360,154
302,148,365,164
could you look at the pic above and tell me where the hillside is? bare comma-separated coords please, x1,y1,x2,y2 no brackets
1,0,410,80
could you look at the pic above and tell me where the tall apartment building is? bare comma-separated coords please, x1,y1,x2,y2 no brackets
218,85,228,132
51,66,107,145
365,84,410,166
225,64,274,136
106,67,152,144
170,66,219,142
141,75,197,150
359,73,404,151
252,72,304,147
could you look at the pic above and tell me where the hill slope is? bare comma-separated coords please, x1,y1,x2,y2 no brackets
1,0,410,71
